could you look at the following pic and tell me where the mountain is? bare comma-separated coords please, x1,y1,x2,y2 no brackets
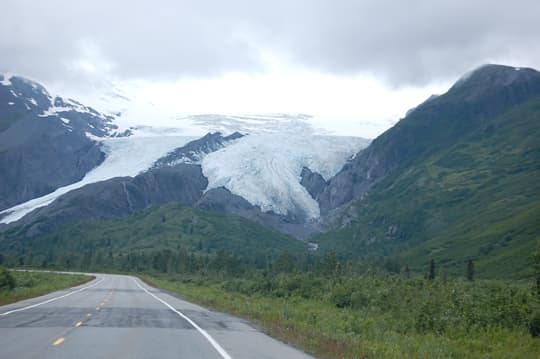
152,131,243,168
0,129,345,238
314,64,540,278
1,65,538,279
317,65,540,215
0,74,122,211
0,203,308,269
0,77,367,243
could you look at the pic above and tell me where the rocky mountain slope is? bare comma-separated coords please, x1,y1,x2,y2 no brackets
0,74,120,211
0,134,327,239
0,76,367,239
316,65,540,215
314,64,540,278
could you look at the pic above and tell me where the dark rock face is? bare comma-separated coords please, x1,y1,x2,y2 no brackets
152,131,243,168
299,167,327,200
318,64,540,215
12,164,208,237
196,187,320,238
0,127,105,211
9,163,320,239
0,76,124,210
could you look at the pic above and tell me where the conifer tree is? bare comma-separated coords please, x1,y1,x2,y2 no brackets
534,242,540,300
403,264,411,279
466,260,475,281
428,259,436,280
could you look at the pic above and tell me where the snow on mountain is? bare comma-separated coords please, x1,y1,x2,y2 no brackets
0,73,125,138
202,134,370,219
179,113,323,135
0,135,195,223
0,73,13,86
2,73,373,224
152,132,243,168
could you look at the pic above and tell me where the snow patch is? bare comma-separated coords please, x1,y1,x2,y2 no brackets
38,97,107,120
85,132,101,141
7,102,14,106
28,98,37,106
60,117,70,124
0,73,13,86
38,106,71,117
9,90,18,97
202,134,369,219
0,135,195,224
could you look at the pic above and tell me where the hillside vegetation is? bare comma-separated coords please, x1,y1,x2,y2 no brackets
0,203,307,271
316,93,540,279
145,268,540,359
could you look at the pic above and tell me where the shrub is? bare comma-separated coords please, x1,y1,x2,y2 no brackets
528,311,540,337
0,267,16,290
331,285,352,308
350,290,369,309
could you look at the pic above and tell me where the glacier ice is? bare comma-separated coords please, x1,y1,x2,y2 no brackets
0,136,195,224
202,133,369,219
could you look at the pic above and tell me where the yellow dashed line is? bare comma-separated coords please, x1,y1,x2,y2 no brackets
75,321,83,327
52,337,65,346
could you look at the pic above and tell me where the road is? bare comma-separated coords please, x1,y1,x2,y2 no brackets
0,273,314,359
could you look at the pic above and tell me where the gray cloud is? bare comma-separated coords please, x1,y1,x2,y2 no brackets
1,0,539,87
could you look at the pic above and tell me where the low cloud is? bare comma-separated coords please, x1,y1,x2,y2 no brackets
1,0,539,88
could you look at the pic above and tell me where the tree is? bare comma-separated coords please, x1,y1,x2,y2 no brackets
403,265,411,279
466,260,475,281
274,252,295,273
441,269,448,282
534,242,540,300
0,267,16,290
428,259,436,280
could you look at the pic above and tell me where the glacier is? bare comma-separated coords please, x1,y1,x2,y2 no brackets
0,109,370,224
0,135,195,224
202,134,370,219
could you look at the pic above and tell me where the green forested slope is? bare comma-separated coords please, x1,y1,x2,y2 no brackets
317,95,540,279
0,203,306,271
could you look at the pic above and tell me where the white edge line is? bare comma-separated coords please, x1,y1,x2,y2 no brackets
134,279,232,359
0,278,104,316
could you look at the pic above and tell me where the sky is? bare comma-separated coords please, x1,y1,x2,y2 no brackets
1,0,540,138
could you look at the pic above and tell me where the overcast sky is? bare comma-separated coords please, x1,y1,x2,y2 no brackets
2,0,540,137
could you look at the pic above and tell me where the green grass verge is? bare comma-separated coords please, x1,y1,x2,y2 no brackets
142,273,540,359
0,270,93,306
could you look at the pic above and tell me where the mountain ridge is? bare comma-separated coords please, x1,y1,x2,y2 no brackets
314,64,540,278
1,64,539,279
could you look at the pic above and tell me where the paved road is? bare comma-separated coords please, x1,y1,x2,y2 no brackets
0,274,314,359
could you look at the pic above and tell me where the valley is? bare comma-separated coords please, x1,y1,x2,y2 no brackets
1,64,540,358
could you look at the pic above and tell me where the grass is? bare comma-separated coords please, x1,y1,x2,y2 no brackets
0,270,93,306
143,272,540,359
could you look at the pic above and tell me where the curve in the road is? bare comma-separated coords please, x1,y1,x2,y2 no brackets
0,278,104,317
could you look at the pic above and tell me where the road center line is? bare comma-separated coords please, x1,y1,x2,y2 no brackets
0,278,104,317
134,279,233,359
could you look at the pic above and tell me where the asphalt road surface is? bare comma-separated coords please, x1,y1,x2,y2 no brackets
0,273,314,359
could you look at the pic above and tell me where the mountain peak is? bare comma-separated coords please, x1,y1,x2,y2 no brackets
451,64,540,93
